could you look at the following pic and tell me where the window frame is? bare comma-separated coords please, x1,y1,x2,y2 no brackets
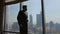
2,0,46,34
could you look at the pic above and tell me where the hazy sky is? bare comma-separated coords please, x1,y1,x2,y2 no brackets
6,0,60,24
44,0,60,23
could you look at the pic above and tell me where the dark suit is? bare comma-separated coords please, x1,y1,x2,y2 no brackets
17,10,28,34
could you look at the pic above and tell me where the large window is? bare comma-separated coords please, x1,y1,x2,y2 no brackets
4,0,42,34
4,0,60,34
4,3,20,34
22,0,42,34
44,0,60,34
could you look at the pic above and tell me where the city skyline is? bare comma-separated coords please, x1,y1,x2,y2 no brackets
3,0,60,34
4,13,60,34
6,0,60,24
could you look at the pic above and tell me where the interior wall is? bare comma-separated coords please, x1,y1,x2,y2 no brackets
0,0,4,33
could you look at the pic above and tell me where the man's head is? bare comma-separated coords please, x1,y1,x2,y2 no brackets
23,5,27,11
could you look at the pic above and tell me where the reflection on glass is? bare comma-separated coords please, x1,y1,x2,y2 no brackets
44,0,60,34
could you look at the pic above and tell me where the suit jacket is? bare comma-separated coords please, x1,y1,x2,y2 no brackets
17,10,28,25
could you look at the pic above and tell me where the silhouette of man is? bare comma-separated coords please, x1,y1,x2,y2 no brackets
17,5,28,34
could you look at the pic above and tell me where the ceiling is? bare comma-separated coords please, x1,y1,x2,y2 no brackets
5,0,28,5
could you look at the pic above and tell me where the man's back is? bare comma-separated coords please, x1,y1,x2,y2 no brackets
17,10,28,25
17,5,28,34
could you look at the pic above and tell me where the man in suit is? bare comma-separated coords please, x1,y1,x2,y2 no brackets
17,5,28,34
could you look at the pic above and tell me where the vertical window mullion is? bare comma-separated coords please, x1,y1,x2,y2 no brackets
41,0,45,34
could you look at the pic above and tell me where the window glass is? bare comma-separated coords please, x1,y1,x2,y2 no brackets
44,0,60,34
22,0,42,34
5,3,20,33
4,0,42,34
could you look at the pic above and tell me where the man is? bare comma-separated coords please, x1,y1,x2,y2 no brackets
17,5,28,34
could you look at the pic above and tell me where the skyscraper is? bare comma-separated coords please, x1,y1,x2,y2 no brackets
11,22,19,32
28,14,33,29
28,14,34,34
36,13,42,34
36,13,42,27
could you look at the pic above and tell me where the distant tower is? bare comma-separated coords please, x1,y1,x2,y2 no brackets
28,15,33,29
36,13,42,27
36,12,42,34
11,22,19,32
49,21,54,32
28,14,34,34
49,21,54,28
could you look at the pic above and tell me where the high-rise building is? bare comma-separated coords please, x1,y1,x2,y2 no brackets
28,15,33,29
49,21,54,28
49,21,55,32
36,13,42,34
11,22,19,32
36,13,42,27
28,14,34,34
55,23,60,31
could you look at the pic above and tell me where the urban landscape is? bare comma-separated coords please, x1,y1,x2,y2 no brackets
4,13,60,34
